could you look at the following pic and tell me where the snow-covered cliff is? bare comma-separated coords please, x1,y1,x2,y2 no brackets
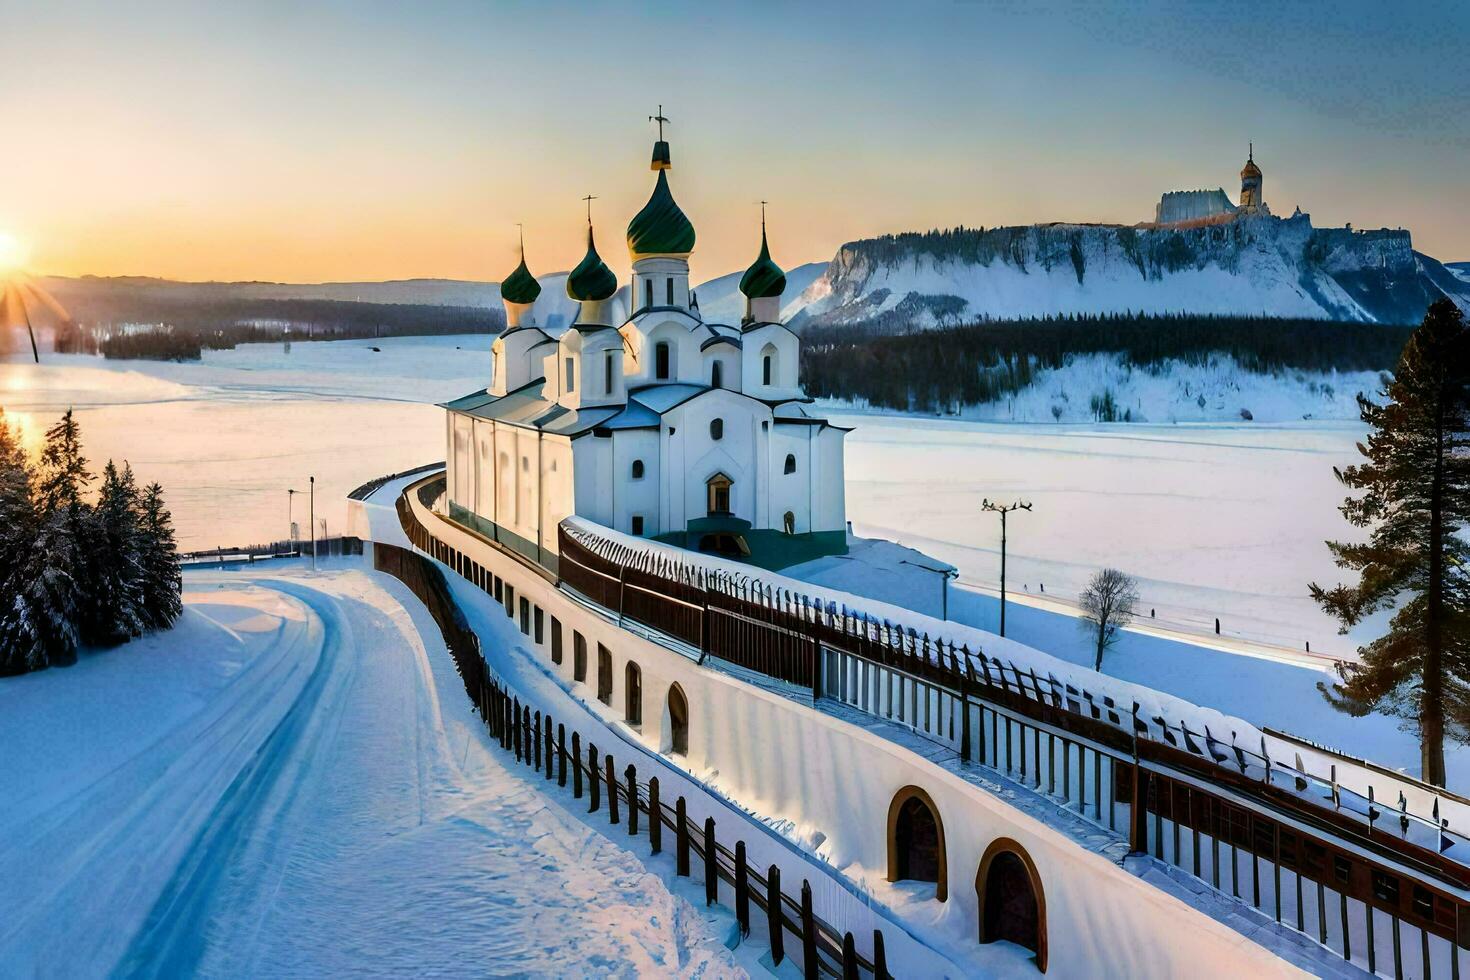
790,214,1470,332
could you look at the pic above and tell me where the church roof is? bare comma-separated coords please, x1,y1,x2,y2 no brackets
627,169,696,258
500,254,542,305
566,227,618,302
739,227,786,299
1241,149,1262,180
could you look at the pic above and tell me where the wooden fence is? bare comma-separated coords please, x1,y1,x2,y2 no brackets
374,541,885,978
396,481,1470,978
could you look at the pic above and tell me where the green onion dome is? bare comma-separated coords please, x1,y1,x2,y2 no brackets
626,169,696,259
500,254,541,305
566,227,618,302
738,228,786,299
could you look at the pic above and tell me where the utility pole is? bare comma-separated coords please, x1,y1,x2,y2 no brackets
287,488,301,549
309,476,316,572
982,498,1032,638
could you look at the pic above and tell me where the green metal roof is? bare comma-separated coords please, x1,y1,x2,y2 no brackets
739,227,786,299
566,227,618,302
500,254,542,305
627,168,696,258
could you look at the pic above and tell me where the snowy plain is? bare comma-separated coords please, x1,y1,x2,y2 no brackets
0,563,748,977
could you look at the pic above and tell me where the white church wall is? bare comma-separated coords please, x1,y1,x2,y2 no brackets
666,389,770,529
814,426,847,533
703,347,739,392
572,434,613,529
612,429,661,536
473,418,496,524
632,256,691,311
498,327,551,395
539,435,574,557
450,413,473,510
628,315,702,387
769,424,815,533
740,323,802,400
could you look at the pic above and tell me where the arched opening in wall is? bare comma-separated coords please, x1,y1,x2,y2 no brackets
706,472,733,516
761,342,778,386
597,644,613,705
976,839,1047,972
887,786,947,901
665,683,689,755
710,361,723,389
573,632,587,683
655,341,672,380
784,453,796,475
625,662,642,726
631,459,645,479
709,418,723,441
783,511,795,535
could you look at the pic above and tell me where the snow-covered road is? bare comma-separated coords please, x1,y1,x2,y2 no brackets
0,564,744,978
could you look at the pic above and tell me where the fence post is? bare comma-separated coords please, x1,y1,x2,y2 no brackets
540,713,550,778
588,743,601,813
513,697,522,762
523,707,533,767
874,929,888,980
606,756,620,825
768,864,784,966
648,777,662,854
571,731,583,798
735,841,750,936
843,932,858,980
625,764,639,836
801,880,817,978
676,797,690,876
503,695,512,751
557,724,567,786
703,816,717,906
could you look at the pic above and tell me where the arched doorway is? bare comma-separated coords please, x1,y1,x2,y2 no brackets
625,662,642,726
976,838,1047,972
886,786,947,901
666,683,689,756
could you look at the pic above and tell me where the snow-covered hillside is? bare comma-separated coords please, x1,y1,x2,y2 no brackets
820,352,1384,424
791,216,1470,332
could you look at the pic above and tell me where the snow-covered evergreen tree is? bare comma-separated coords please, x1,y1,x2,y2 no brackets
138,481,183,630
0,410,43,674
26,409,94,666
88,460,146,643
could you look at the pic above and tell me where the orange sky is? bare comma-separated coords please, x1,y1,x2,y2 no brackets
4,2,1466,286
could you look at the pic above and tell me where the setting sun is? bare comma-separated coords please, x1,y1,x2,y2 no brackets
0,231,29,272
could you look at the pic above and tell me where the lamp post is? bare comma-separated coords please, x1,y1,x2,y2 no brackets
309,476,316,573
981,498,1032,638
287,488,302,549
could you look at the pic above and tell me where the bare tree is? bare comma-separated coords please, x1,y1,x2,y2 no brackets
1079,568,1139,671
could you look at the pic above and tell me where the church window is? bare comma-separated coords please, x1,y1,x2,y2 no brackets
655,341,672,380
631,459,645,479
597,644,613,705
625,662,642,726
784,453,796,475
604,351,615,393
763,354,773,385
565,356,576,393
645,278,655,308
573,632,587,682
710,418,723,441
632,515,644,535
666,278,674,306
666,684,689,756
706,473,732,515
711,361,723,389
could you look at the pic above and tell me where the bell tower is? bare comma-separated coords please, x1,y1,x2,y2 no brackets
1239,143,1264,212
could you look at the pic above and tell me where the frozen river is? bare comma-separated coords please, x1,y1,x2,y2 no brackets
0,334,1367,656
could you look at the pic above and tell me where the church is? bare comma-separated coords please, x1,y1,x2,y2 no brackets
441,124,849,573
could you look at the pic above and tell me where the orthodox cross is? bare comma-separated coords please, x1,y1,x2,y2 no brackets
1248,141,1254,162
758,200,768,231
515,222,524,253
581,194,597,224
649,105,669,140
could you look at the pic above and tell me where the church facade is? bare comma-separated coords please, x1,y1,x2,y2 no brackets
441,130,848,572
1152,146,1269,226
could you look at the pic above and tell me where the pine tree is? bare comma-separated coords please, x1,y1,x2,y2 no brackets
0,410,42,673
1311,299,1470,787
89,460,146,643
137,481,183,630
14,409,96,667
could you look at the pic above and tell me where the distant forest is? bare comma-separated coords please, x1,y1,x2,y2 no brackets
799,313,1414,414
44,298,503,360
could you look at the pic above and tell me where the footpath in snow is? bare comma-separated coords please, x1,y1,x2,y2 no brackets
0,562,745,978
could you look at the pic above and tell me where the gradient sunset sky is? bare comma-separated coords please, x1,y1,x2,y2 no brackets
3,0,1467,285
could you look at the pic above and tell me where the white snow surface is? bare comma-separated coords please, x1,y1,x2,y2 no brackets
0,563,745,978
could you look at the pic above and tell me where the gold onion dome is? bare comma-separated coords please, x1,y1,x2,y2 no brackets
566,226,618,302
739,226,786,299
500,253,541,305
1241,152,1262,180
627,168,696,259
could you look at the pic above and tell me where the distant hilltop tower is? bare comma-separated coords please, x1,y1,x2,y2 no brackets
1238,144,1264,212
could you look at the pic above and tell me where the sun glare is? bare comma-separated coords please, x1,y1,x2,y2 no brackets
0,232,30,273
